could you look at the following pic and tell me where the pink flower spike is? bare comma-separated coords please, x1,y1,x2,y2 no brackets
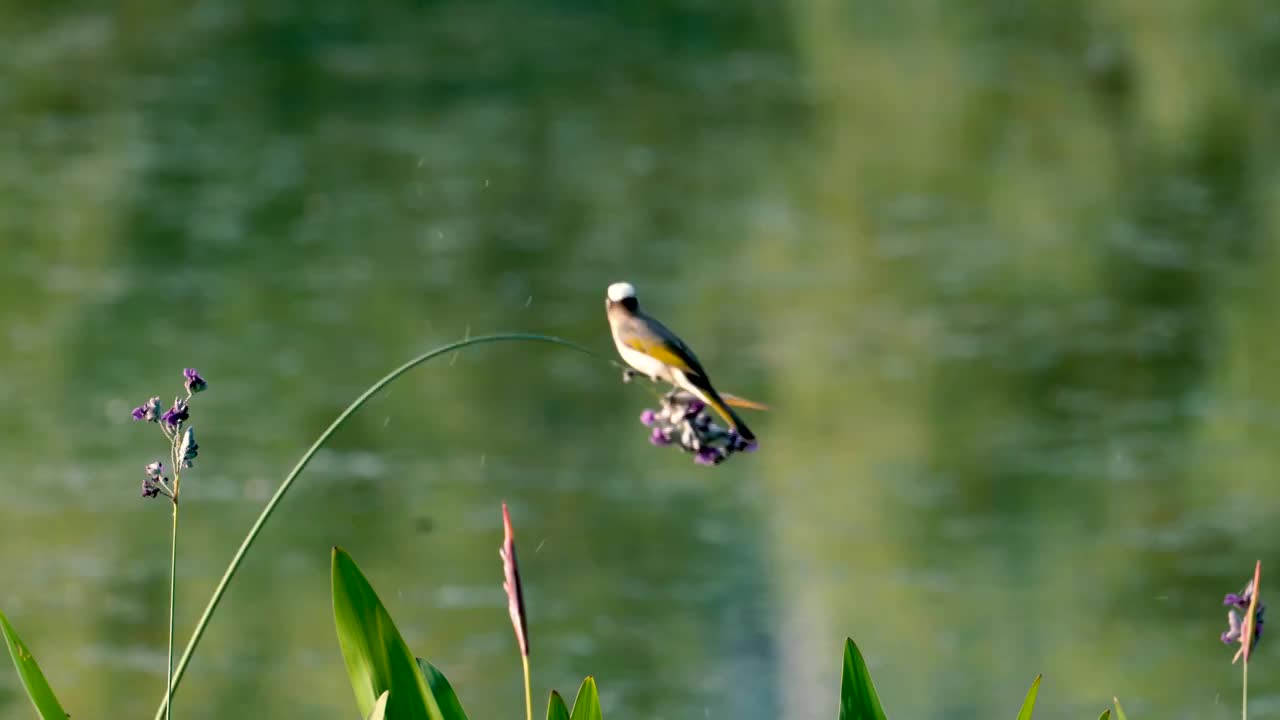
1234,560,1263,664
500,503,530,657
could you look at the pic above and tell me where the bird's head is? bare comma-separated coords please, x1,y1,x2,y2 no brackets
606,281,639,312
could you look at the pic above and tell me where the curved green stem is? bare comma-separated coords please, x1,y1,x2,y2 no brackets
152,333,600,720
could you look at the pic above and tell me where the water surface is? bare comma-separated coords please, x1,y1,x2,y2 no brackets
1,2,1279,718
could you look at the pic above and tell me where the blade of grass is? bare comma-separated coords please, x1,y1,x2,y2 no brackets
547,691,571,720
839,638,888,720
151,334,600,720
1097,711,1111,720
368,691,390,720
569,677,602,720
1016,675,1042,720
0,609,69,719
417,659,470,720
1112,697,1127,720
332,547,442,720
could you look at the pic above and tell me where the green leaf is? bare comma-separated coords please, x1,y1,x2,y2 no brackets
1097,711,1111,720
368,691,390,720
839,638,888,720
547,690,571,720
0,609,69,719
332,547,443,720
569,676,603,720
1015,675,1041,720
1112,698,1127,720
417,659,470,720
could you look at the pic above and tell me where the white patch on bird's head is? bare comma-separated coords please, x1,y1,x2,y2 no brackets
607,282,637,302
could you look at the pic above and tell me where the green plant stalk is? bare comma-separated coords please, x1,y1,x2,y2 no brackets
521,654,532,720
152,334,600,720
166,499,178,720
1239,559,1261,720
1242,658,1248,720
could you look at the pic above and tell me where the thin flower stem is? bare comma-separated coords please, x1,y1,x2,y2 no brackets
166,498,178,720
521,654,532,720
152,333,601,720
1242,657,1248,720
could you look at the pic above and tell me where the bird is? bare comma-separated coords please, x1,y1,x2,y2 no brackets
605,281,757,443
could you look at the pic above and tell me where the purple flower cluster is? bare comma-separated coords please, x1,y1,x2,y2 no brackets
130,368,208,502
1222,578,1265,648
184,367,208,395
131,396,162,422
162,398,189,427
143,461,172,500
640,390,755,466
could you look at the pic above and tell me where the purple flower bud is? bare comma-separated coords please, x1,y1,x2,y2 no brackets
145,461,165,477
132,396,162,422
162,398,189,427
183,368,208,394
141,471,170,499
1220,573,1265,653
694,447,723,466
633,389,758,464
1225,610,1243,643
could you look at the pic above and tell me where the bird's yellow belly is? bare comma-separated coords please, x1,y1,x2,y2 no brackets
615,341,674,382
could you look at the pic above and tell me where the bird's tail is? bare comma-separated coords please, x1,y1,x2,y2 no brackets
680,375,755,442
706,394,755,442
721,392,769,411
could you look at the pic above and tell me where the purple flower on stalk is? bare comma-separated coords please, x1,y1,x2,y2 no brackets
499,503,529,657
142,460,172,499
183,368,207,394
132,396,162,422
1221,562,1264,663
694,447,724,465
129,369,209,504
683,400,705,419
162,397,189,427
636,390,758,466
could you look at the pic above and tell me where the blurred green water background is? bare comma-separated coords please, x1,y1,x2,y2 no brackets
2,1,1279,718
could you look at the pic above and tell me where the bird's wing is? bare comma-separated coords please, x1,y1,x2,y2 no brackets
624,334,700,375
622,313,711,379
